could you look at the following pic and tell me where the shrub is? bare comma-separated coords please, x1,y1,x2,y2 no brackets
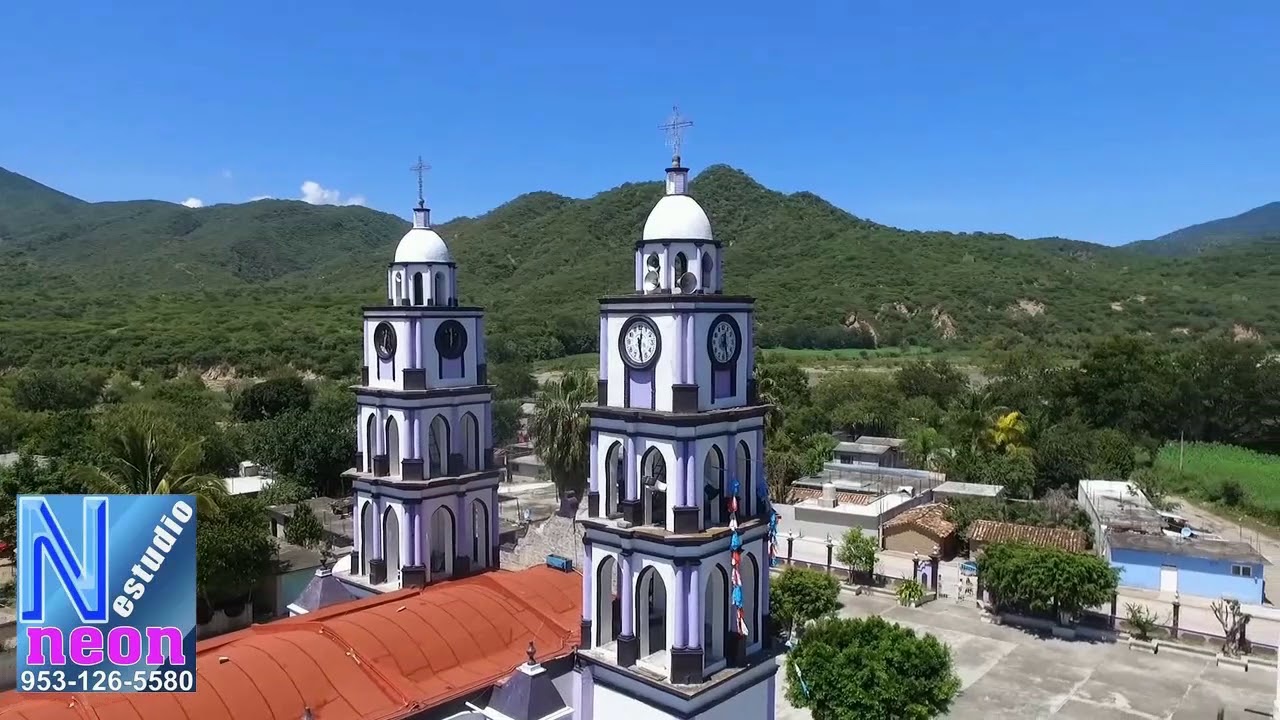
770,567,840,636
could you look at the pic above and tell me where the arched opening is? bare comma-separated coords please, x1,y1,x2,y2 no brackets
382,507,400,585
636,567,668,663
412,272,424,306
429,505,455,581
471,499,490,570
700,253,714,293
742,552,760,645
605,442,625,517
386,416,401,474
703,446,725,527
704,564,728,668
673,252,690,293
736,440,752,517
461,413,479,472
640,447,667,527
595,555,623,646
433,271,446,306
364,414,376,473
643,253,661,293
359,500,374,575
428,415,450,477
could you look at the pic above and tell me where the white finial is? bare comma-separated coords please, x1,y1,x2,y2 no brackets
660,106,694,166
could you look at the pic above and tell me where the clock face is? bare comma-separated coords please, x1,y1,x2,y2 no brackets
708,315,740,366
374,322,397,360
620,317,660,369
435,320,468,359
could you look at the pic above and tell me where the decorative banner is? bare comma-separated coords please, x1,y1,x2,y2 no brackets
727,478,748,635
768,510,780,567
17,494,198,693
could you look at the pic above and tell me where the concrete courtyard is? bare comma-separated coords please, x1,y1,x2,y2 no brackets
773,591,1277,719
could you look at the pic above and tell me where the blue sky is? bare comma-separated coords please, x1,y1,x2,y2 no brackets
3,1,1278,245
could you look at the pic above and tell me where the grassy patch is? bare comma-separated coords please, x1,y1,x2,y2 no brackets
1157,442,1280,523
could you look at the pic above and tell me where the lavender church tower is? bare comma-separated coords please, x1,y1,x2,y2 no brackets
343,158,501,592
575,110,781,720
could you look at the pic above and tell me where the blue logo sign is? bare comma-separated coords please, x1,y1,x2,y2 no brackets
17,495,198,693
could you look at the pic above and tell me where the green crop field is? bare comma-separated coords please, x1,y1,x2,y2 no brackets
1157,442,1280,520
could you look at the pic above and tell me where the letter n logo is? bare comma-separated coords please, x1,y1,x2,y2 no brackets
18,496,110,624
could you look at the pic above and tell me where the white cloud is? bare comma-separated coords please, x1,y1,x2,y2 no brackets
248,195,274,201
300,180,366,207
181,197,204,208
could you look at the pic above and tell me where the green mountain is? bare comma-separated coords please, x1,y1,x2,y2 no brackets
0,165,1275,376
1127,201,1280,256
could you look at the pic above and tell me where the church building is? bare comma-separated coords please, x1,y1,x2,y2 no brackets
575,110,782,720
342,162,503,594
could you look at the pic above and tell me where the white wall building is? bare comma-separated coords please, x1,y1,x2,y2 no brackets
575,125,780,720
340,181,502,594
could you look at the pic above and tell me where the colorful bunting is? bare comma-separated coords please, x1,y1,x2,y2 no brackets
728,476,748,635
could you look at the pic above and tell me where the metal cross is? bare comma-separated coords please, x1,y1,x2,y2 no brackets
660,106,694,160
409,155,431,207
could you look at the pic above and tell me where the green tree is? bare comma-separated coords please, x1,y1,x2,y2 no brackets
770,566,840,636
903,426,951,472
78,417,229,515
1089,428,1136,480
196,496,277,606
786,615,961,720
20,410,95,462
490,361,539,401
232,376,313,422
977,541,1118,621
0,455,88,551
248,386,354,496
284,501,325,549
894,358,967,408
11,368,103,412
973,447,1037,499
492,398,523,446
835,529,877,581
528,371,596,497
1033,420,1098,493
1071,336,1175,440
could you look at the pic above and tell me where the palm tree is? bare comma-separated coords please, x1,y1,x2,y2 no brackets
903,426,953,472
528,371,596,499
987,410,1029,452
79,420,228,515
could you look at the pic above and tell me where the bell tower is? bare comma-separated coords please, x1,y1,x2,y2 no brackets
575,110,781,720
341,157,502,594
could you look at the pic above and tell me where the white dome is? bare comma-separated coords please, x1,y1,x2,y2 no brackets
394,227,453,264
642,194,713,242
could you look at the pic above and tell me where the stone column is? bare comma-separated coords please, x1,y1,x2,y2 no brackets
1171,593,1181,639
687,563,701,646
455,492,472,577
673,564,687,648
617,553,638,667
581,542,593,649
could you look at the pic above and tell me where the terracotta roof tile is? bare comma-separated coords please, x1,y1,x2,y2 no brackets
0,566,581,720
967,519,1088,553
882,503,955,540
787,487,878,506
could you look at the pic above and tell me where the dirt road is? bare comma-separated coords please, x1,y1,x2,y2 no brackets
1168,496,1279,604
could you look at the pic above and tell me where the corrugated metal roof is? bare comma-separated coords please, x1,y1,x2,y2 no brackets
0,566,581,720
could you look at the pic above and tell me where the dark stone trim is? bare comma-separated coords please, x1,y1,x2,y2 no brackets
403,368,427,391
453,554,472,578
617,634,639,667
726,632,747,668
448,453,465,476
350,550,360,574
599,294,754,306
349,468,503,495
372,454,390,478
580,620,593,650
360,366,369,385
483,447,495,470
400,458,424,482
353,451,364,473
747,378,760,405
619,499,643,527
386,260,459,268
401,565,427,588
354,384,494,401
386,298,395,306
477,363,487,386
670,647,704,685
588,491,601,517
491,546,501,569
368,558,387,585
672,506,701,535
597,379,608,405
671,384,699,413
634,239,723,249
362,304,483,315
586,403,769,427
583,517,770,555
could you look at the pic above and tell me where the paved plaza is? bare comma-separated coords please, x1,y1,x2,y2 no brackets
773,591,1277,719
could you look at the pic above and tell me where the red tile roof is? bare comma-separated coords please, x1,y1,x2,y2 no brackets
967,519,1088,553
0,566,582,720
788,487,878,506
883,503,956,540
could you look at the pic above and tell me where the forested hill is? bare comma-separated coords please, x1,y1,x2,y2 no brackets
1126,200,1280,256
0,164,1275,376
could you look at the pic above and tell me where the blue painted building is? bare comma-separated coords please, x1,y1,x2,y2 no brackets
1107,532,1268,604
